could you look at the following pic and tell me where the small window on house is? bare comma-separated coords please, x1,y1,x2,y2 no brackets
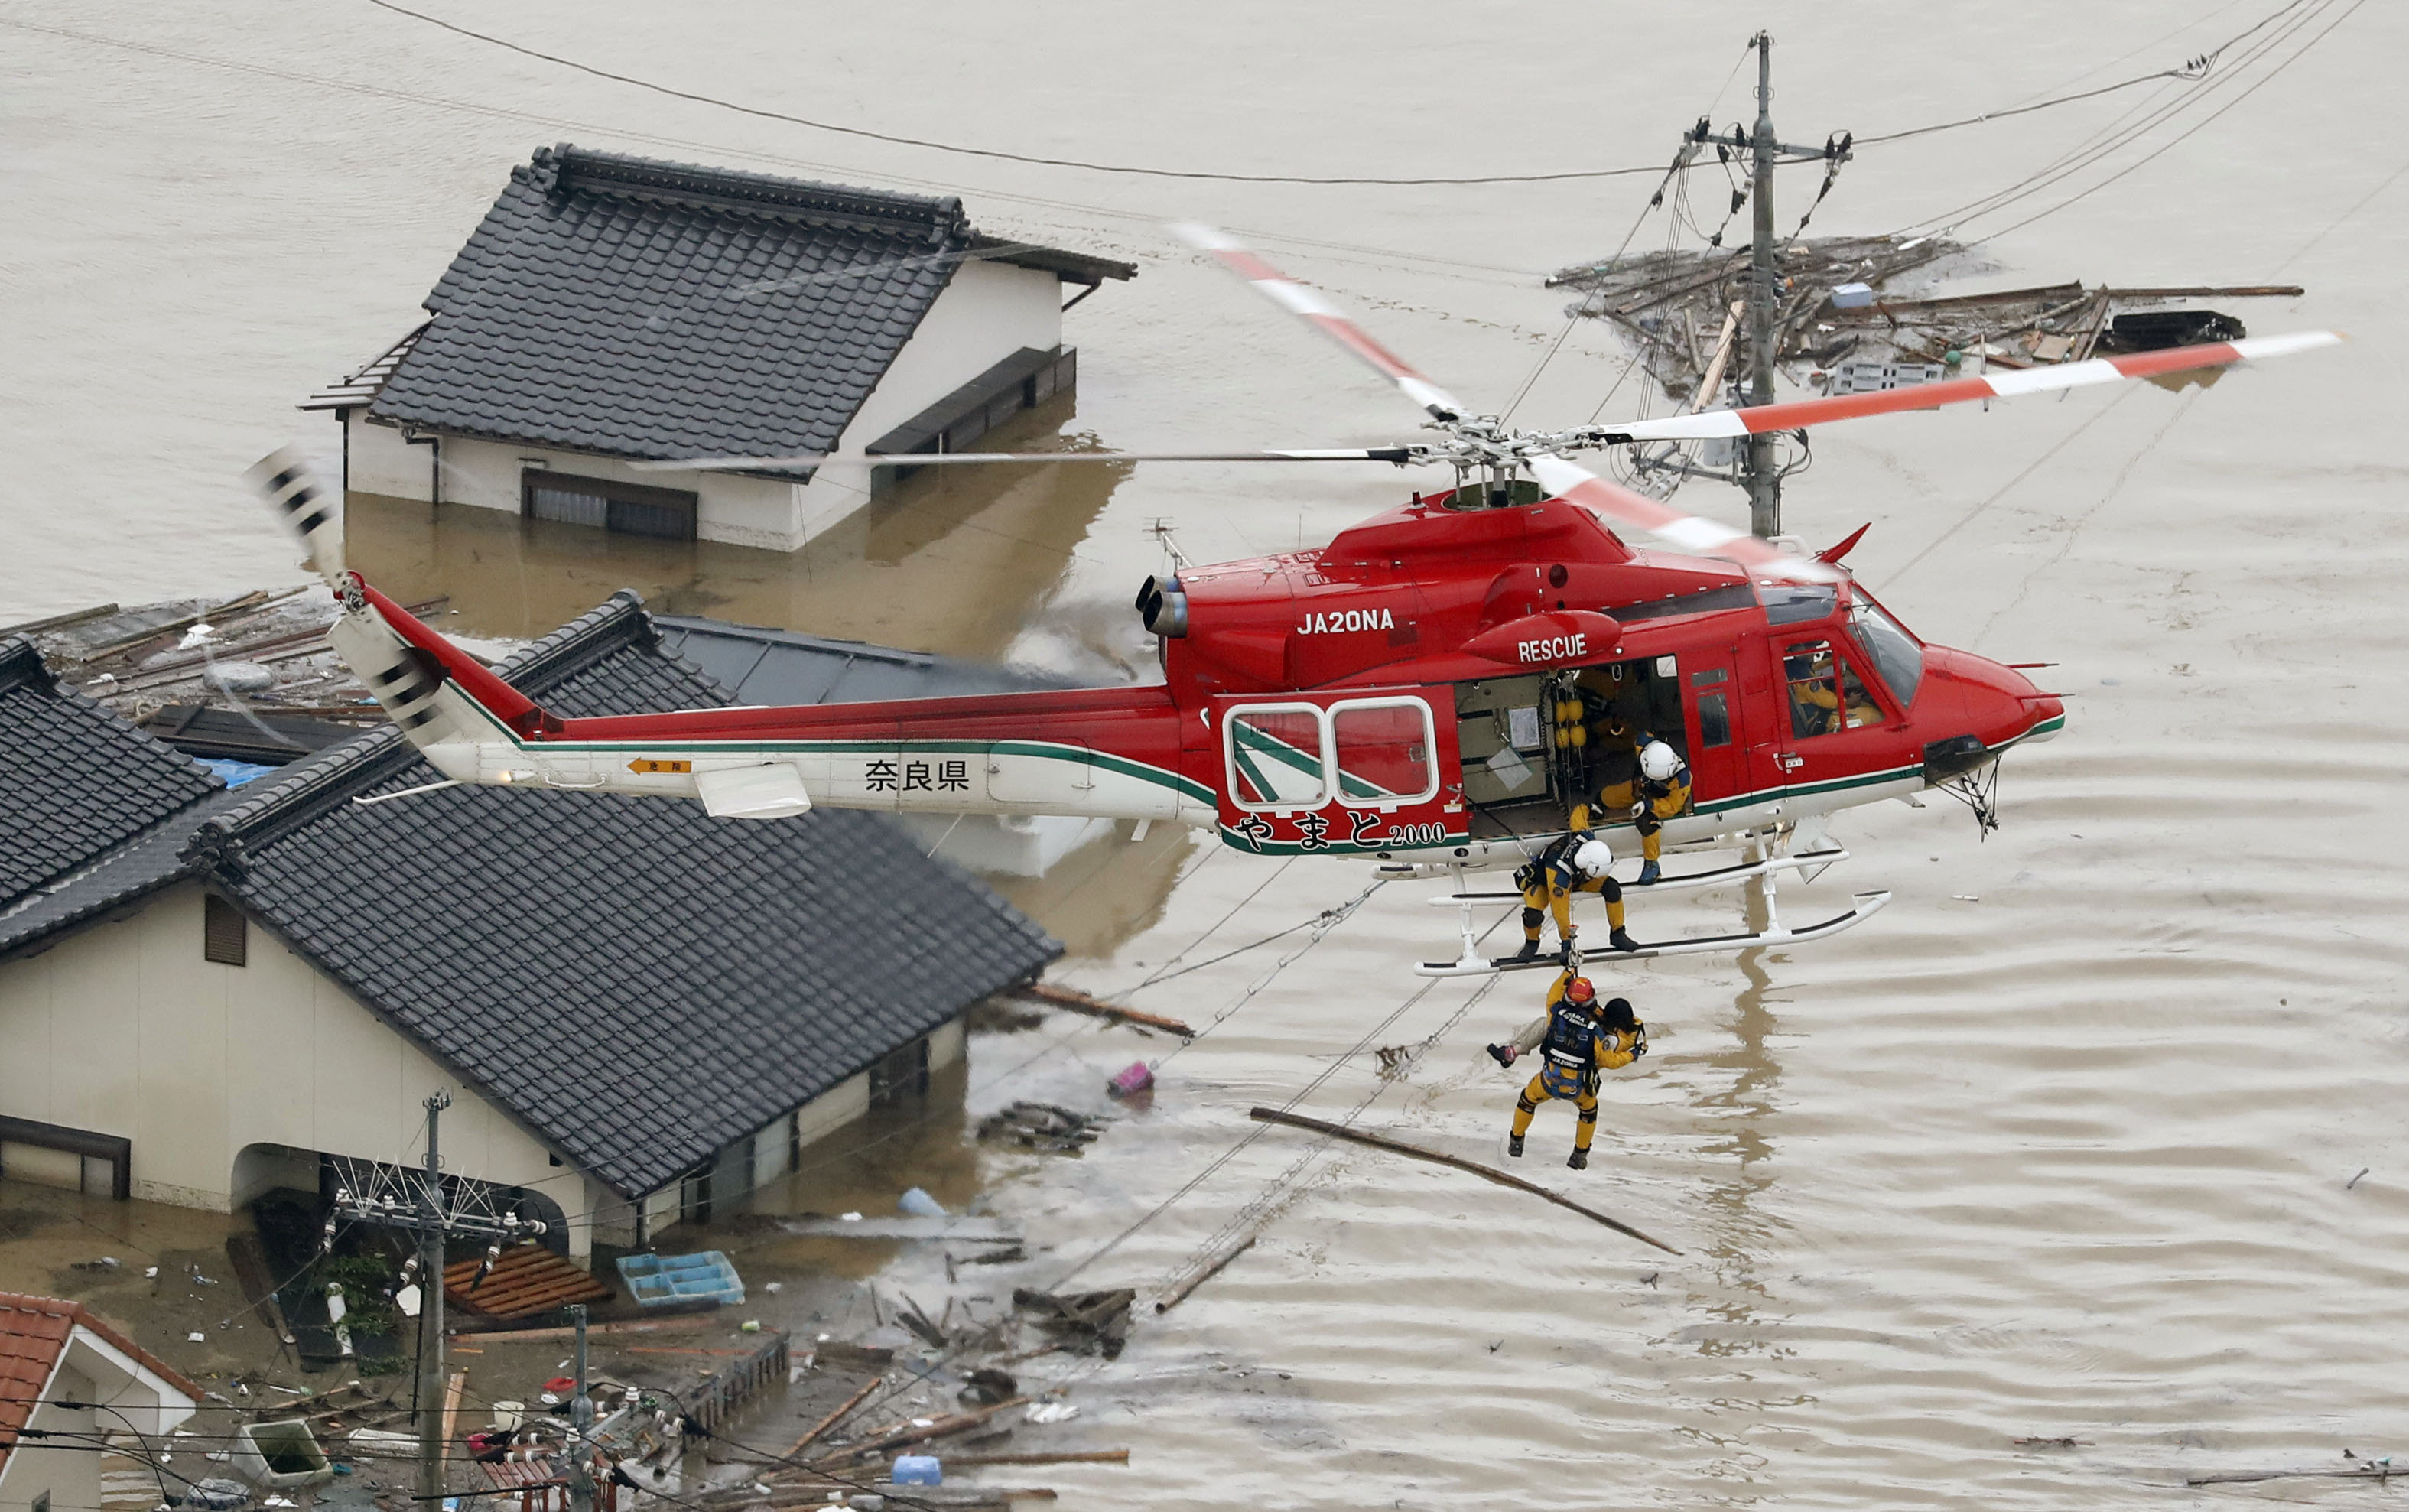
34,1490,50,1512
522,470,698,541
203,894,248,966
869,1038,931,1110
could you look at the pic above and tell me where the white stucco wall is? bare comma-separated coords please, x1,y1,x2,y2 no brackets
341,417,802,549
3,1367,98,1512
0,1331,195,1512
0,882,592,1255
792,258,1067,541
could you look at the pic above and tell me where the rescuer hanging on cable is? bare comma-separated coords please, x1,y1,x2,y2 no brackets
1629,739,1692,886
1485,969,1647,1169
1513,829,1637,961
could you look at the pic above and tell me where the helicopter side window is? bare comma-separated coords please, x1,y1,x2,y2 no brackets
1227,704,1328,811
1331,698,1438,808
1786,641,1887,737
1848,595,1924,707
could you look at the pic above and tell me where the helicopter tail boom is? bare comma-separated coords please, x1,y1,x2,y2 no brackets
336,578,1209,822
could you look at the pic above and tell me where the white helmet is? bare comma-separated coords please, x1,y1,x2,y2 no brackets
1640,740,1682,782
1573,837,1614,878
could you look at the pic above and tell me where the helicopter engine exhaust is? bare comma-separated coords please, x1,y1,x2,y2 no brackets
1136,574,1189,637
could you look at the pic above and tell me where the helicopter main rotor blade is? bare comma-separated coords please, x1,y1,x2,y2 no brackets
1172,223,1470,423
1594,330,2342,444
630,447,1432,472
1527,453,1838,584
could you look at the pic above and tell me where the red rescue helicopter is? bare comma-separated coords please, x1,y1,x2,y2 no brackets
252,226,2336,975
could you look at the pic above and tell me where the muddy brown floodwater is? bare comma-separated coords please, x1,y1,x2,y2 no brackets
6,1,2407,1506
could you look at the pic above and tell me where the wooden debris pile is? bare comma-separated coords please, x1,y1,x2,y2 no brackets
1545,233,2303,401
0,590,453,731
1547,234,1958,400
446,1245,613,1321
1009,1288,1135,1360
975,1102,1107,1153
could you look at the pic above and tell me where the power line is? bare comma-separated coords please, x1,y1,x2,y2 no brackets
1896,0,2346,243
1971,0,2365,245
363,0,2272,192
359,0,1682,187
1853,0,2316,148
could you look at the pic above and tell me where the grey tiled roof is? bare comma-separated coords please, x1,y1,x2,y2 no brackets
654,615,1081,707
184,594,1059,1198
368,145,1079,473
0,637,221,909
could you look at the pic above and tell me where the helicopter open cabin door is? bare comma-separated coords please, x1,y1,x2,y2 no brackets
1213,688,1463,855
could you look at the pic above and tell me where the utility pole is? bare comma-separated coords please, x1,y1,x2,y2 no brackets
1692,32,1852,539
567,1305,596,1512
414,1092,449,1507
1744,31,1783,541
329,1090,548,1507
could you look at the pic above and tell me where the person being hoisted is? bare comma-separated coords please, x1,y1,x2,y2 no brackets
1513,829,1638,961
1486,968,1647,1169
1630,739,1692,886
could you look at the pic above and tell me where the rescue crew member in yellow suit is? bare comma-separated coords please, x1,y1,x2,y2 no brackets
1513,831,1638,961
1485,971,1647,1169
1629,739,1692,886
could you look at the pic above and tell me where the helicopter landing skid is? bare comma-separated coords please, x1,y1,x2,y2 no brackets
1425,847,1851,906
1416,889,1890,977
1416,837,1887,977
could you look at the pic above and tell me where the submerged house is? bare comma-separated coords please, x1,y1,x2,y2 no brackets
304,145,1136,550
0,603,1059,1255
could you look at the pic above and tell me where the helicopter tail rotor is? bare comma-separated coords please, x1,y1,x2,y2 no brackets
245,446,345,586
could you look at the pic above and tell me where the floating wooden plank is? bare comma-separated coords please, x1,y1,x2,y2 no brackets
1154,1234,1256,1315
2186,1463,2398,1487
1248,1107,1681,1255
756,1485,1052,1507
447,1314,716,1342
785,1375,881,1457
798,1397,1026,1469
776,1216,1019,1243
440,1369,467,1450
0,603,119,636
1011,981,1194,1037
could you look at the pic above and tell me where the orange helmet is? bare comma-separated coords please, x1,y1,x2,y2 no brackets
1564,976,1597,1006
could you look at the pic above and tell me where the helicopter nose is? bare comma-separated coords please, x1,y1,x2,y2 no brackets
1922,647,2066,751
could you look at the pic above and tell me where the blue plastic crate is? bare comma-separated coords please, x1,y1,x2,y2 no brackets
614,1250,745,1309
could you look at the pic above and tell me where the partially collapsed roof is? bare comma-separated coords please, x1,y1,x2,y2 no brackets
1,606,1060,1198
365,145,1134,470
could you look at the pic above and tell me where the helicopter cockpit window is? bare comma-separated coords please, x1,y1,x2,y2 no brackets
1848,596,1924,707
1785,641,1886,737
1227,705,1328,811
1761,582,1839,626
1331,698,1439,808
